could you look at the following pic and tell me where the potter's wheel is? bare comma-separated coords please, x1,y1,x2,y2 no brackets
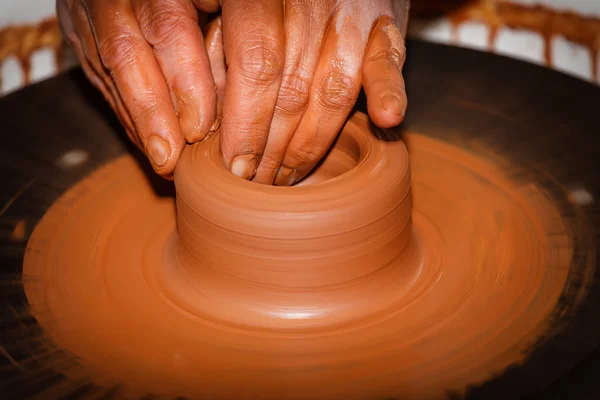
0,40,599,399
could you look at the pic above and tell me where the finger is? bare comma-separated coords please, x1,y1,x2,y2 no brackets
191,0,220,12
71,41,120,128
274,15,364,186
57,0,77,42
76,51,123,136
68,1,137,144
58,0,103,95
204,16,225,130
83,0,185,176
132,0,218,143
219,0,285,179
362,16,407,129
251,1,331,185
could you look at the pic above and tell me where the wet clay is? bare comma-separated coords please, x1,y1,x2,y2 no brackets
23,113,573,399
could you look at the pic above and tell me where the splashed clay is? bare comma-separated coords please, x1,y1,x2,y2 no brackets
23,112,572,399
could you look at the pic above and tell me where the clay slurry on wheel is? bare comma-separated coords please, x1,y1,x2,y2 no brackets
22,112,577,399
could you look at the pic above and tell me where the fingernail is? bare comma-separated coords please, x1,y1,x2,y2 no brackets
274,166,299,186
381,94,404,116
230,154,258,180
146,135,171,167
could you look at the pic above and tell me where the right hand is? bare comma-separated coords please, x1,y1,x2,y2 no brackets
57,0,226,178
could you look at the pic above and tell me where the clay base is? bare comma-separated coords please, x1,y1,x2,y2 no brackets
22,132,572,399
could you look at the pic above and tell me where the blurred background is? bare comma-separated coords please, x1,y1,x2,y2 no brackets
1,0,599,97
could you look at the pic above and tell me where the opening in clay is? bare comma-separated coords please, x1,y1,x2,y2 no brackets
219,118,366,186
296,125,364,186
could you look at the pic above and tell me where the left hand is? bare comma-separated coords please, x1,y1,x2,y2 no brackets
218,0,410,185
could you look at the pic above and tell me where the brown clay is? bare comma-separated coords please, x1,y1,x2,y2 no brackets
24,112,572,399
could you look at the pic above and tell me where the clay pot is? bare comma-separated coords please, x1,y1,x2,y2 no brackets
171,112,416,330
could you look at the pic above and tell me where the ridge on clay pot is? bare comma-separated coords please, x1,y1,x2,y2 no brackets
169,112,418,330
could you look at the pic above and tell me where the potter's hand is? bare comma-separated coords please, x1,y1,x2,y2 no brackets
221,0,409,185
57,0,225,178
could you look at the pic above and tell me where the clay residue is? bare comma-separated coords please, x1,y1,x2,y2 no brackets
23,113,576,399
383,21,406,58
10,219,27,242
411,0,600,80
0,18,63,88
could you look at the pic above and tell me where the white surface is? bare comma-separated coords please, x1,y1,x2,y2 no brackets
407,19,453,44
551,35,595,81
1,56,24,93
494,27,547,66
0,0,55,27
457,22,492,51
30,48,57,84
569,187,594,206
510,0,600,17
57,149,89,169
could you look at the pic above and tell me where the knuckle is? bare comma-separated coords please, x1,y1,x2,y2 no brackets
97,31,140,74
129,90,162,123
257,154,280,171
288,143,322,165
276,71,311,115
222,119,265,152
366,45,405,69
315,68,360,111
137,4,196,46
235,38,283,84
